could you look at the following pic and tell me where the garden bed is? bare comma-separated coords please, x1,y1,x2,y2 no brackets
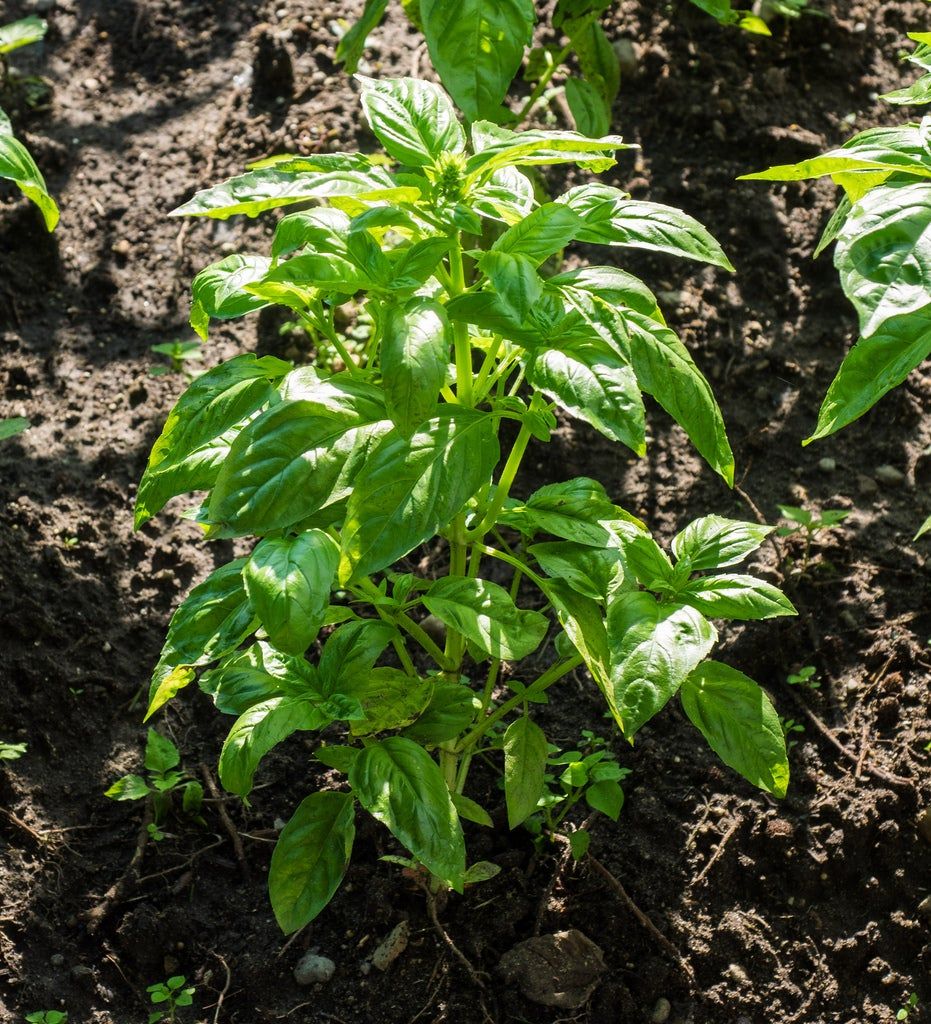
0,1,929,1021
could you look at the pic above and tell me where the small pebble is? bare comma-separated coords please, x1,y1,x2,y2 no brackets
916,807,931,847
818,457,836,473
918,895,931,921
875,464,905,486
857,474,878,496
71,965,94,982
651,996,672,1023
50,953,65,967
293,952,336,986
112,239,131,257
372,920,410,972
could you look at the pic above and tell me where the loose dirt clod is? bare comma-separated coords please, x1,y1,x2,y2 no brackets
498,930,606,1008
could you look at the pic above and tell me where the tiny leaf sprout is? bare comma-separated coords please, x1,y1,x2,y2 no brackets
25,1013,68,1024
105,730,204,841
897,992,919,1022
147,976,195,1024
786,665,820,691
0,741,27,761
150,339,204,378
777,504,849,573
779,717,805,751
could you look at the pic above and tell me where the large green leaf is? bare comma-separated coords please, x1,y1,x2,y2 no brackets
680,661,789,798
469,165,537,225
271,207,351,260
539,578,612,695
605,591,715,737
219,695,331,796
0,16,47,54
189,254,272,339
200,642,307,716
269,791,356,933
423,575,548,660
525,341,646,452
671,515,772,571
567,18,619,104
380,299,450,436
565,76,611,138
243,531,340,655
478,252,545,323
806,310,931,442
834,181,931,338
170,168,420,219
503,716,548,828
530,540,627,602
339,407,500,583
318,619,398,695
491,203,582,265
552,264,664,321
680,575,796,621
0,131,59,231
560,184,734,270
147,559,256,718
402,681,480,744
135,354,289,528
357,75,465,166
349,736,465,886
341,667,434,735
420,0,535,122
208,378,390,535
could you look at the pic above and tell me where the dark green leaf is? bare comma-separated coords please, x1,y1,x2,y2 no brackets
349,736,465,886
269,791,355,933
0,131,59,231
671,516,772,571
503,716,548,828
144,729,181,773
565,76,611,137
189,255,271,338
336,0,389,72
585,778,623,820
381,299,451,435
104,774,152,801
681,575,796,620
318,619,398,695
491,203,582,265
402,681,480,744
680,661,789,797
341,668,434,735
530,540,627,601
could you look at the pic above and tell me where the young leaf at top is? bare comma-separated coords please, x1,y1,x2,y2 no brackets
357,75,465,166
0,127,59,231
680,661,789,798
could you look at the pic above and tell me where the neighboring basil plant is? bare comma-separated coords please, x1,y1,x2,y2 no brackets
0,17,58,231
742,32,931,448
138,75,794,933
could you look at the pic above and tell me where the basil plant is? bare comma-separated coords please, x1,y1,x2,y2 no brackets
138,76,794,933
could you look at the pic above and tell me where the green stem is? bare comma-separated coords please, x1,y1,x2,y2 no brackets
454,653,583,754
473,334,504,401
516,41,573,124
448,238,474,408
300,309,361,377
474,542,547,589
396,611,455,671
465,422,533,542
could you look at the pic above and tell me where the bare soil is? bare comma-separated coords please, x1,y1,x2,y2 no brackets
0,1,929,1022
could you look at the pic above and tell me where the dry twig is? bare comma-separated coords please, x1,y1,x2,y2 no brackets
200,765,250,879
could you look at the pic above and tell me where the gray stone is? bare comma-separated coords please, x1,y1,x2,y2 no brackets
818,457,836,473
293,952,336,986
651,996,672,1023
875,464,905,486
917,807,931,847
372,921,410,972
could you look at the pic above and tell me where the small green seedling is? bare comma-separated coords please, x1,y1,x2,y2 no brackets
150,340,204,378
0,741,26,761
105,729,204,841
520,730,629,859
0,416,30,441
777,505,849,572
779,716,805,751
786,665,820,691
897,992,919,1021
25,1013,67,1024
147,976,195,1024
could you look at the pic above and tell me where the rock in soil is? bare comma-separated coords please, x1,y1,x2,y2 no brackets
498,929,606,1009
917,808,931,847
293,952,336,986
651,996,672,1022
875,464,905,486
371,920,410,972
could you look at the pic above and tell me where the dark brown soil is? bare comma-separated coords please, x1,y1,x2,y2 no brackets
1,1,929,1022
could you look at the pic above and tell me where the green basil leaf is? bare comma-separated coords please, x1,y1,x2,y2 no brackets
567,19,619,103
135,354,289,528
318,619,398,694
420,0,535,121
671,515,772,571
806,310,931,443
219,695,331,797
539,579,613,698
610,522,675,588
340,668,434,735
147,559,256,719
335,0,389,72
503,716,548,828
259,251,372,295
478,252,544,323
564,76,611,138
606,591,716,737
551,265,664,321
315,745,360,772
0,16,47,54
491,202,582,265
189,255,272,338
402,681,480,744
560,184,733,269
349,736,465,887
269,791,356,933
525,341,646,453
144,729,181,774
680,574,796,620
423,575,548,660
104,774,153,801
0,130,59,231
452,793,494,828
200,643,296,715
209,378,391,535
469,166,537,225
340,407,499,583
529,540,628,601
243,531,340,655
680,661,789,798
271,207,351,260
585,778,624,820
381,299,451,436
468,122,633,178
357,75,465,166
835,181,931,338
